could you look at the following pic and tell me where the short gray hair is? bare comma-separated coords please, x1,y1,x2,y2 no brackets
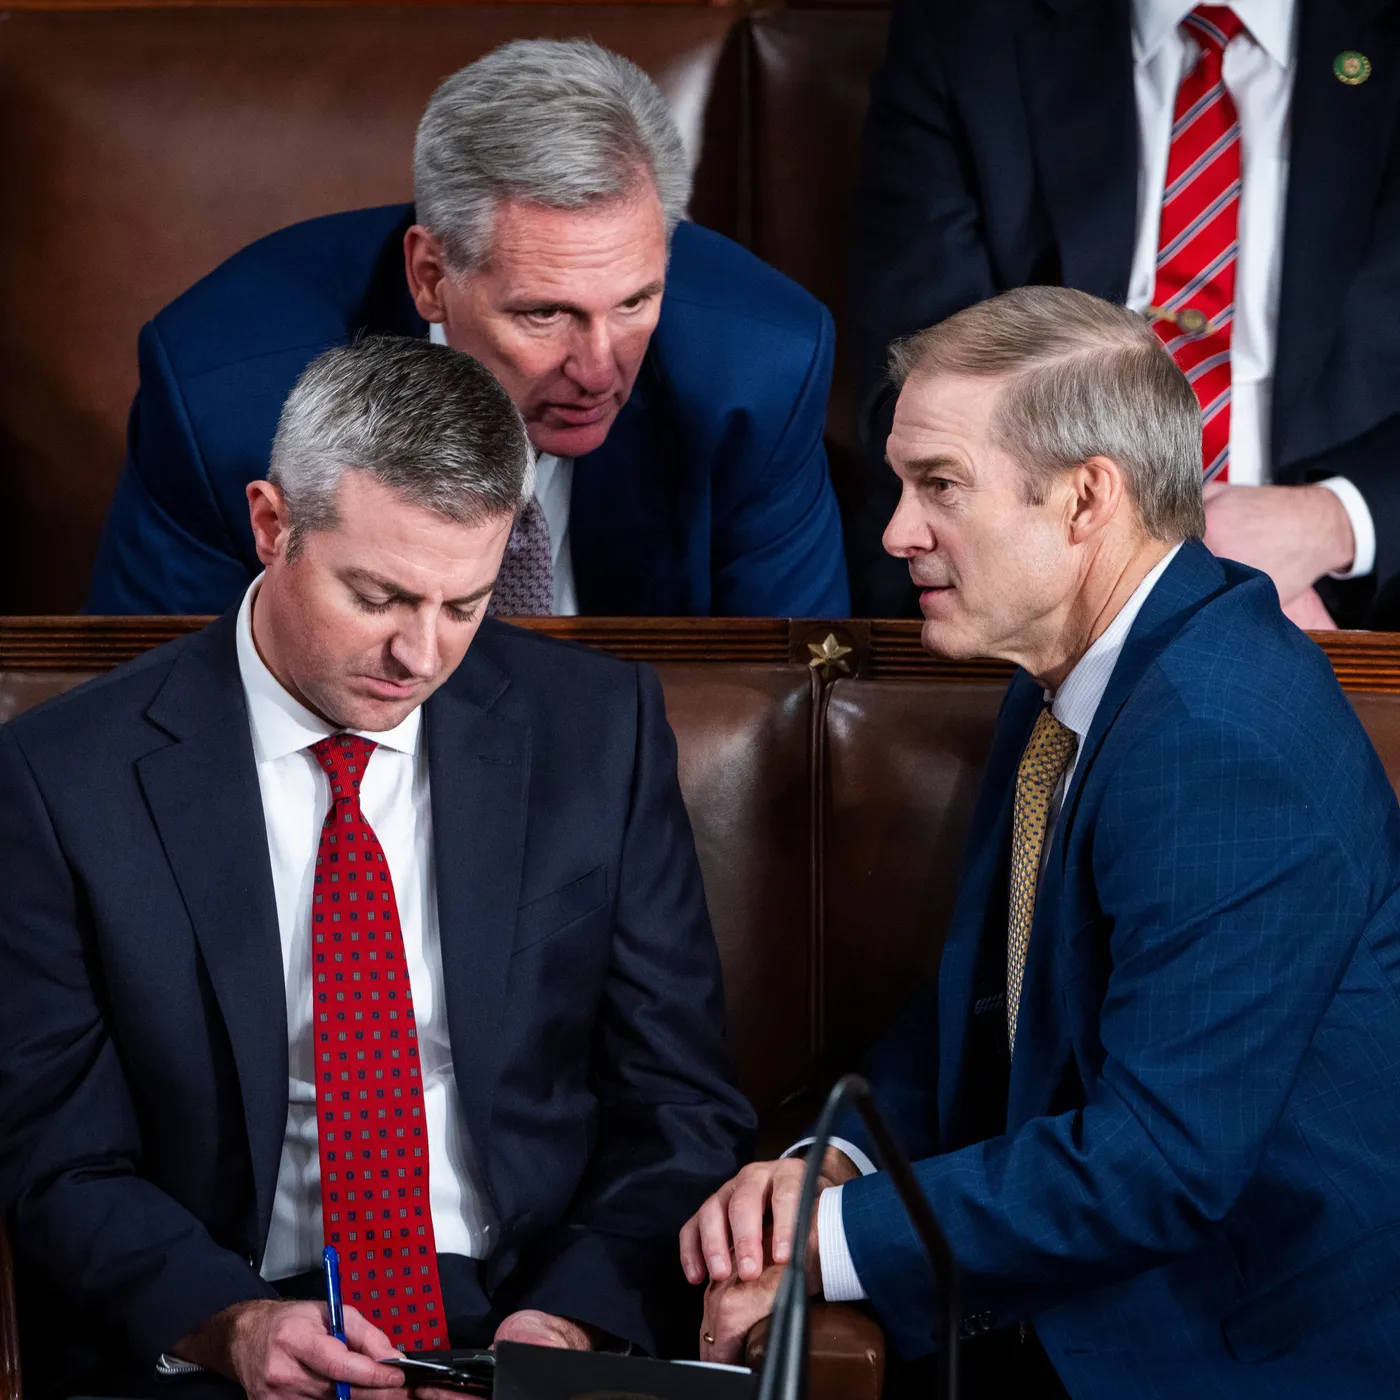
889,287,1206,541
414,38,692,270
268,336,534,554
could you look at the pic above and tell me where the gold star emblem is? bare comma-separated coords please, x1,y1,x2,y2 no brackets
807,632,854,679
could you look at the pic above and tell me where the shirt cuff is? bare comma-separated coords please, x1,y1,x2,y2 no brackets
1317,476,1376,579
817,1185,868,1302
783,1136,879,1178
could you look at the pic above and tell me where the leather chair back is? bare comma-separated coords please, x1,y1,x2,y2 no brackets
6,652,1400,1120
654,663,817,1122
747,9,891,498
0,5,746,611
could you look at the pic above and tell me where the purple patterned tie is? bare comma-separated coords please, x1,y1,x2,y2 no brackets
487,496,554,617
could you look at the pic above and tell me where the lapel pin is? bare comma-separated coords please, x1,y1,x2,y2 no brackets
1335,50,1372,85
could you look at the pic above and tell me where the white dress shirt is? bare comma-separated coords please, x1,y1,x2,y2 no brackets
1126,0,1373,579
428,320,579,613
816,547,1182,1303
236,577,498,1280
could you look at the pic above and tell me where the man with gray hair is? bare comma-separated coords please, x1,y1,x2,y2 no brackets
2,336,754,1399
683,287,1400,1396
87,38,849,620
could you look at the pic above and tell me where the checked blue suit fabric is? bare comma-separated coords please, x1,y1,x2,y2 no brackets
837,541,1400,1397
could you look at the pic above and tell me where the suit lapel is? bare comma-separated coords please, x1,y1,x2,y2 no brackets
136,614,288,1254
1274,0,1400,462
1054,541,1228,851
422,637,529,1213
570,356,692,616
1017,0,1138,302
937,674,1042,1142
1008,544,1229,1120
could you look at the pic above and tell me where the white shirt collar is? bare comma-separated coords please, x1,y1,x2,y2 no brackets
1132,0,1294,70
235,575,421,763
1049,543,1182,740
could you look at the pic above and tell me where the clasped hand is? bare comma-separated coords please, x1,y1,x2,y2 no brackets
677,1149,860,1365
1202,482,1353,629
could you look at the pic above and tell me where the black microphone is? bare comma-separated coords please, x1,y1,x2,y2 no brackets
754,1073,960,1400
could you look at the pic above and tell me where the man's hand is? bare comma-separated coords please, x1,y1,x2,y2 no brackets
1282,585,1339,631
172,1298,405,1400
699,1260,787,1367
1203,482,1353,606
396,1311,598,1400
492,1309,597,1351
679,1148,860,1285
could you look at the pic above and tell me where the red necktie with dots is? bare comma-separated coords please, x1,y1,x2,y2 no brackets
1149,5,1245,483
309,733,448,1352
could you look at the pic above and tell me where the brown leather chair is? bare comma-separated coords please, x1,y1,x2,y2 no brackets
6,619,1400,1400
746,8,891,504
0,628,883,1400
0,4,747,613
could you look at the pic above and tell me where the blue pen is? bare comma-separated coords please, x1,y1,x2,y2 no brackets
323,1244,353,1400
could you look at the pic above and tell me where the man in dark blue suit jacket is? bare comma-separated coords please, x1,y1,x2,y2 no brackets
1,337,754,1399
684,289,1400,1397
86,38,848,619
849,0,1400,630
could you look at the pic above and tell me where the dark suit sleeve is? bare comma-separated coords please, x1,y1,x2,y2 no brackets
711,306,851,618
85,321,252,615
513,664,756,1352
847,0,1000,614
841,711,1374,1358
0,726,277,1366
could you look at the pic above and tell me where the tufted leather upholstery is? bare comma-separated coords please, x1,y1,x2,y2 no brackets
5,637,1400,1397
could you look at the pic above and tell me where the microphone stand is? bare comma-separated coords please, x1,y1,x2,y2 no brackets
754,1074,959,1400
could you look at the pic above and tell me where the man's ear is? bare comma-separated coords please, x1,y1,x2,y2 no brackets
1066,454,1127,546
247,480,294,567
404,224,452,324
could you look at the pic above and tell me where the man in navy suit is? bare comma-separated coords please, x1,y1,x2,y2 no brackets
0,337,754,1400
848,0,1400,630
86,38,849,620
683,289,1400,1397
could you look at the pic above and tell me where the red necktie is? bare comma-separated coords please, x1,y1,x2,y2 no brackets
310,733,448,1352
1149,5,1245,483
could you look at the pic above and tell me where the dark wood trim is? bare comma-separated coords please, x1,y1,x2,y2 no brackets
3,617,1400,694
0,1226,18,1400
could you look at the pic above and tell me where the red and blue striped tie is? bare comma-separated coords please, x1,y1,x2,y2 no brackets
1149,5,1245,483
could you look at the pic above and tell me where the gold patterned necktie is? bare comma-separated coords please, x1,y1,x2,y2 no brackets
1006,706,1079,1056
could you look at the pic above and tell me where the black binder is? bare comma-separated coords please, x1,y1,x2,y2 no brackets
493,1341,757,1399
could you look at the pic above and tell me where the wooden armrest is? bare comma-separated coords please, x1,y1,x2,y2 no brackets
0,1224,20,1400
744,1302,884,1400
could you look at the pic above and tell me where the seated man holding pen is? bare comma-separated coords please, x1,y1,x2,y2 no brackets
0,337,754,1400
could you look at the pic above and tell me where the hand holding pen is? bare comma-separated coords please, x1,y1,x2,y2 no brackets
166,1290,406,1400
324,1245,356,1400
